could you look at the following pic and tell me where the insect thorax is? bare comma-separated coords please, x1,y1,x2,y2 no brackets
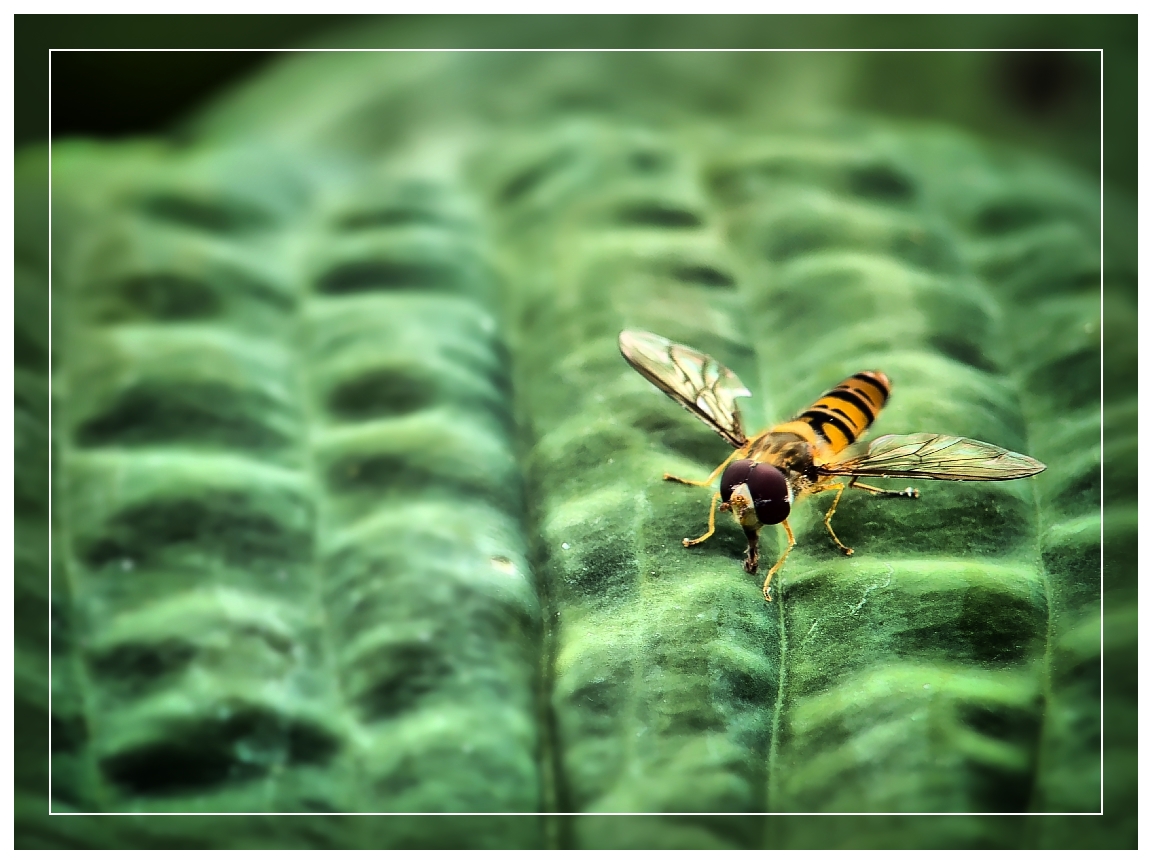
748,431,819,485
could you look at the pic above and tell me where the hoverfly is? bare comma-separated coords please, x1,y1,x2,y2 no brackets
618,330,1046,602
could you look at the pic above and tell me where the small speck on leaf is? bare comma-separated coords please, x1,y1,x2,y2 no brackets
490,555,516,575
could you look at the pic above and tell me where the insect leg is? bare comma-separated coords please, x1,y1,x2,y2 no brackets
848,478,920,499
762,519,796,602
664,448,742,488
820,483,854,557
683,491,722,547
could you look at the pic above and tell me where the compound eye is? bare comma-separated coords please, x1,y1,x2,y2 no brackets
720,459,755,502
747,463,791,525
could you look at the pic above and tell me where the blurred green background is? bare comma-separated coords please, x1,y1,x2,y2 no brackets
17,13,1134,850
21,14,1134,191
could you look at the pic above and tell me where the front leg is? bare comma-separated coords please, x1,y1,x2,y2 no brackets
761,519,796,603
682,492,723,548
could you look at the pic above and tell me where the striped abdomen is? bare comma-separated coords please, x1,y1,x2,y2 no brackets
781,370,891,453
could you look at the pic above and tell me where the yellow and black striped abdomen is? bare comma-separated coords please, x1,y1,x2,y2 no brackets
794,370,891,453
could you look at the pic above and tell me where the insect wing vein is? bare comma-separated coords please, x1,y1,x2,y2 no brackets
822,433,1046,480
619,330,749,447
672,344,706,390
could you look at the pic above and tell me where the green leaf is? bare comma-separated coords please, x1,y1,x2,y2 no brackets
23,49,1128,849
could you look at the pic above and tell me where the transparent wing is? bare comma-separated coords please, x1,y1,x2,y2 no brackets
618,329,750,448
820,432,1046,481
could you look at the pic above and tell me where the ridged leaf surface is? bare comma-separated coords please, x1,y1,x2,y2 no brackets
19,49,1127,849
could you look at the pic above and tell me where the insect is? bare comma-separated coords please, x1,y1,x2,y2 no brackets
618,329,1047,602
